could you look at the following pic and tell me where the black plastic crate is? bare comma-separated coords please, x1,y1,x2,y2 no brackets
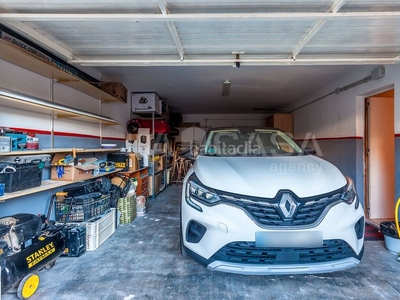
55,192,111,222
0,162,43,192
62,224,86,257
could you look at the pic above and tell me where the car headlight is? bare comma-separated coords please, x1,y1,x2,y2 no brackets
186,173,221,210
341,176,357,204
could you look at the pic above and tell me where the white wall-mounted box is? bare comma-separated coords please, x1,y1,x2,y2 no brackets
132,93,161,114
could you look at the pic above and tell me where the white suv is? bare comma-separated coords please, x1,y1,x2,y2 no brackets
180,127,364,275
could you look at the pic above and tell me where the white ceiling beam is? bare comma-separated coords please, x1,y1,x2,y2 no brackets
1,12,400,22
2,21,75,60
328,0,348,14
291,20,326,60
291,0,347,59
68,57,400,67
156,0,186,60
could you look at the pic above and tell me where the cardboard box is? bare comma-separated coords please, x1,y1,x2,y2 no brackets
158,155,166,171
0,136,11,152
125,134,138,152
149,173,162,196
128,153,140,171
50,153,95,181
125,133,138,142
101,82,128,103
125,141,138,152
137,128,152,157
132,93,161,114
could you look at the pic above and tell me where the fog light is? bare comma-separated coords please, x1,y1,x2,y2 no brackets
186,220,207,243
354,217,365,240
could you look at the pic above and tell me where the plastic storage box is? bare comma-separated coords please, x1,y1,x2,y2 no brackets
55,192,111,222
86,208,116,251
0,155,50,192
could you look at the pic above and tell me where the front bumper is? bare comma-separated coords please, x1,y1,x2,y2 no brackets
181,184,364,275
207,257,362,275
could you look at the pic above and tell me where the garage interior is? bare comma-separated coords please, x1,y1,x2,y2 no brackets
0,1,400,299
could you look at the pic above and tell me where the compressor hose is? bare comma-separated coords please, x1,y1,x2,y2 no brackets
396,197,400,239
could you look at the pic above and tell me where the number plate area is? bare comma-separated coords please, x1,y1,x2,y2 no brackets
255,231,323,248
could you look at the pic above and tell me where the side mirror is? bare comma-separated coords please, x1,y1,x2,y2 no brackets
303,147,317,155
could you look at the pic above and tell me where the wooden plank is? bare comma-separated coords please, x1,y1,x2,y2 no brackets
366,218,395,229
0,39,122,103
0,180,72,202
0,169,122,202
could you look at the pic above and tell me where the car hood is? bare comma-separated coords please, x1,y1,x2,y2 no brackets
193,155,346,198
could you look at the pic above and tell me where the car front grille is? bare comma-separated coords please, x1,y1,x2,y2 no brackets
211,240,356,264
218,189,342,227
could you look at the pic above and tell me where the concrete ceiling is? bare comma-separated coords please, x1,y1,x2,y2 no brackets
1,0,399,114
96,65,356,114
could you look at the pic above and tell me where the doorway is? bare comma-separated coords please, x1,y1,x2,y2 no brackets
364,89,395,226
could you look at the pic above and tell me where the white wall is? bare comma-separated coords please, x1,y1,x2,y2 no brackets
288,64,399,139
178,113,269,144
288,64,400,205
183,113,269,128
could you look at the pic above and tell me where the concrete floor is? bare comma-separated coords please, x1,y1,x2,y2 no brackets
2,184,400,300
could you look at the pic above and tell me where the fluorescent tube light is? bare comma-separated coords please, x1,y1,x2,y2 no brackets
0,87,117,124
222,80,231,97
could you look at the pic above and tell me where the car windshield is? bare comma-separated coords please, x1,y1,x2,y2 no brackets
200,127,303,157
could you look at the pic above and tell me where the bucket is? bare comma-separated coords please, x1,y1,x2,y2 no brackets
380,221,400,254
383,234,400,254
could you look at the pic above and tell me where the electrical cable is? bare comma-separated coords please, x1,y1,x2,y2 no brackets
395,197,400,239
289,74,374,113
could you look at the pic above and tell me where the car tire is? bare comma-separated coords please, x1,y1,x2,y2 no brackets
180,232,189,259
179,205,189,259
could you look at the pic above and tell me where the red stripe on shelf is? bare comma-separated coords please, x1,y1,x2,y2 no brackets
295,136,363,142
54,131,103,139
102,137,125,141
8,127,51,135
313,136,363,141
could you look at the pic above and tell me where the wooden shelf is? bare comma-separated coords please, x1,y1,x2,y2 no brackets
120,167,148,175
120,167,149,198
0,39,122,103
0,168,122,202
0,148,121,156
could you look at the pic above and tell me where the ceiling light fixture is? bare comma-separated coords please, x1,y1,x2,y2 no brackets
222,80,231,97
235,54,240,68
232,52,245,68
0,87,117,124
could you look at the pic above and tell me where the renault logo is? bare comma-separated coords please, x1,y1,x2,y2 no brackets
279,193,297,218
